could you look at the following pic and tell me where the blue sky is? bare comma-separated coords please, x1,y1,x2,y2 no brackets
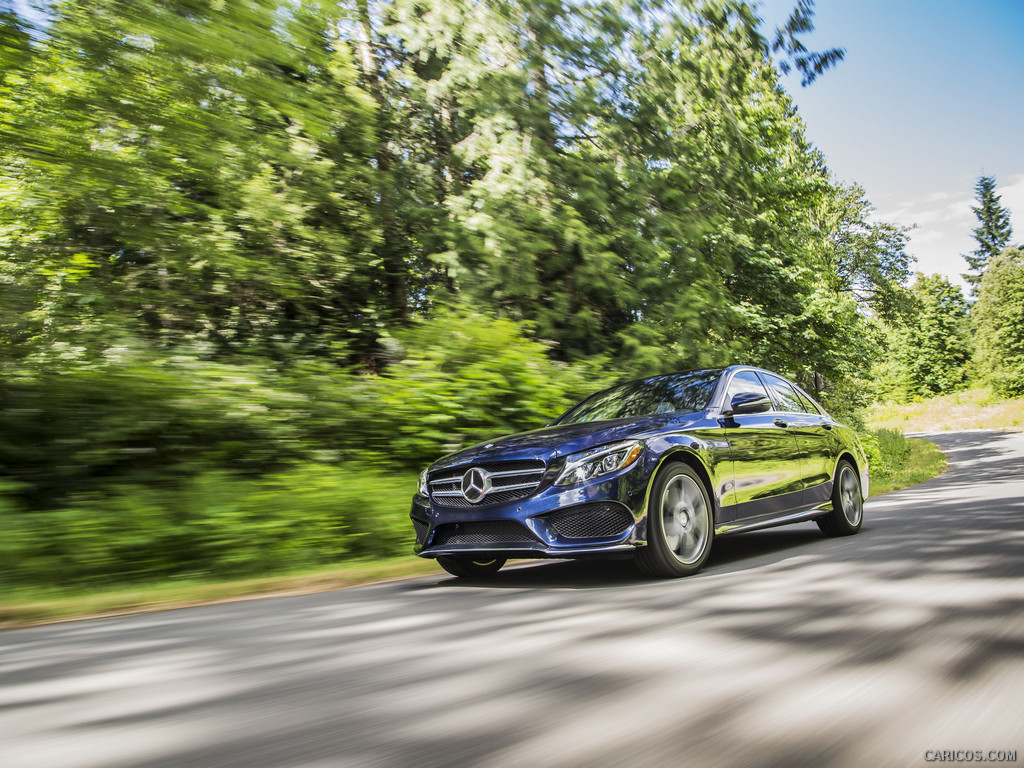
759,0,1024,290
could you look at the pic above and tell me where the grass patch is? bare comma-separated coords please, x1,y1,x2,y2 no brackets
866,388,1024,433
870,438,947,496
0,556,442,629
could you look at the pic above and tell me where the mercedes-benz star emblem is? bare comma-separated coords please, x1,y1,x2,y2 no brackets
461,467,492,504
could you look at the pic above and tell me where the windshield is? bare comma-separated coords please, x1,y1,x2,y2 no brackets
554,370,722,425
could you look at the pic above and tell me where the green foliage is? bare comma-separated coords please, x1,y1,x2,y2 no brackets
0,465,415,587
1,359,321,509
0,12,31,86
768,0,846,86
858,427,911,483
906,275,970,396
872,274,970,402
963,175,1014,290
1,0,380,361
0,312,605,587
972,248,1024,397
0,312,597,508
857,431,881,478
1,0,885,382
873,428,912,477
813,184,913,323
351,311,609,466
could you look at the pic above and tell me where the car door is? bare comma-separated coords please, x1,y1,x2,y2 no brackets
718,370,805,522
758,372,834,507
792,382,840,506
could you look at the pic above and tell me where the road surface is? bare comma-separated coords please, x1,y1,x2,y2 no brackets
1,430,1022,767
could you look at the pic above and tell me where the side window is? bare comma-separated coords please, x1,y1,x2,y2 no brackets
793,386,821,415
724,370,771,410
759,373,803,413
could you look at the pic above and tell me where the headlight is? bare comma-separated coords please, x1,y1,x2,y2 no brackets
418,469,429,497
554,441,644,487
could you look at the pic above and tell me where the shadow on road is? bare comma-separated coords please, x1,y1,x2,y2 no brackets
424,526,831,590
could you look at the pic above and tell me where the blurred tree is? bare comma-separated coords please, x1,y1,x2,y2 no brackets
0,0,380,365
0,10,31,85
767,0,845,86
624,4,866,387
972,247,1024,397
2,0,860,377
963,175,1013,291
341,0,858,377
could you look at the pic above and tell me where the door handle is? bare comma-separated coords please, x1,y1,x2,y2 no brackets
774,418,788,428
821,422,833,431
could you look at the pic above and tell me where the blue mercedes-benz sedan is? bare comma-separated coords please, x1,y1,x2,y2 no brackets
410,366,869,578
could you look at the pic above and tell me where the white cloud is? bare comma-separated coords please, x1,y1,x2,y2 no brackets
942,197,975,222
871,192,976,290
997,174,1024,236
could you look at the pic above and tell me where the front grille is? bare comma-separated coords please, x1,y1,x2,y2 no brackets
412,518,429,544
429,460,545,507
543,503,635,539
431,520,538,546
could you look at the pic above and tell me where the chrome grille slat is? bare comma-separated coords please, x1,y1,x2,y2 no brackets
482,481,540,492
428,459,545,507
484,468,544,479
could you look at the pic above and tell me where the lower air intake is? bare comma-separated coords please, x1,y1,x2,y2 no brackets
412,518,429,545
544,503,635,539
432,520,537,546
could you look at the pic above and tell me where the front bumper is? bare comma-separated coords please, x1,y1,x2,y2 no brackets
411,466,650,559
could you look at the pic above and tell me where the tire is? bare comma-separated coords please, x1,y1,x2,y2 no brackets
817,459,863,537
436,555,507,578
635,462,714,578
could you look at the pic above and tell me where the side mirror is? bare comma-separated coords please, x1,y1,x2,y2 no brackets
726,392,772,415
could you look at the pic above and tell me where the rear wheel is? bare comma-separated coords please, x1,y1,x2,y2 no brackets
817,460,863,537
436,555,507,578
635,462,714,578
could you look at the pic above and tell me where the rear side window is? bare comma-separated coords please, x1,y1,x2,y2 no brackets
758,372,804,413
793,386,821,415
723,370,771,409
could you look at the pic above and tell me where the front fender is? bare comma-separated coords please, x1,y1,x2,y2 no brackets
640,431,730,524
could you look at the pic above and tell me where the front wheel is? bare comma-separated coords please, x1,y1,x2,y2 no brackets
635,462,714,578
817,460,863,537
436,555,507,578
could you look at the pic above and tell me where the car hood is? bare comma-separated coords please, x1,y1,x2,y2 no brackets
431,411,706,471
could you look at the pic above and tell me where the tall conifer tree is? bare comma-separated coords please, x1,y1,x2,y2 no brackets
964,175,1013,290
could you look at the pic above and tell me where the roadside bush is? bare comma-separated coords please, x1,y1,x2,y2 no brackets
0,311,609,590
0,361,318,510
0,313,603,508
859,427,911,481
0,464,416,588
351,311,610,467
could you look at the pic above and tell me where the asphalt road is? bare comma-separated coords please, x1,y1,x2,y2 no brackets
2,430,1022,768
